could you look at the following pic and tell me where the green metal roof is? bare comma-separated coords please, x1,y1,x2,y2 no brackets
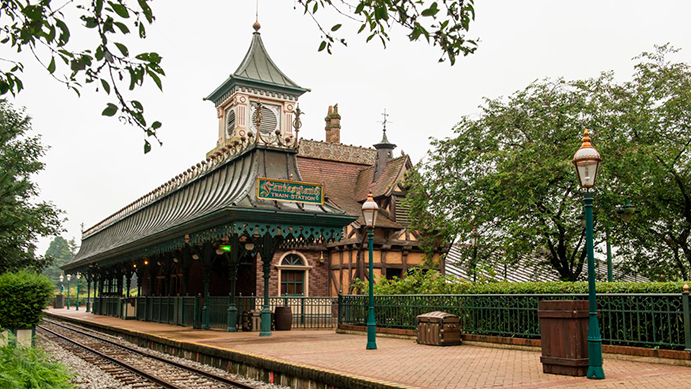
62,145,354,271
205,30,308,104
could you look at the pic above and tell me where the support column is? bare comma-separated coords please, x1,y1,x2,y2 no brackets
227,236,240,332
201,268,210,330
86,275,91,313
257,234,282,337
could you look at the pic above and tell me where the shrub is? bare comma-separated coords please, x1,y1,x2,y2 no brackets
0,271,54,329
0,342,73,388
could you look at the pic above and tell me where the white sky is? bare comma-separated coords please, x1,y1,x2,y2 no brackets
9,0,691,255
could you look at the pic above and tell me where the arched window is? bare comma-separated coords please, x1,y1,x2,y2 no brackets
278,253,309,296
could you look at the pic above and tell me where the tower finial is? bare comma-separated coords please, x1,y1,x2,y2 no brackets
377,109,392,143
253,0,261,31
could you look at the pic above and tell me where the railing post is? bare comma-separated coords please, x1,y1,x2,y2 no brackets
683,284,691,352
338,292,343,326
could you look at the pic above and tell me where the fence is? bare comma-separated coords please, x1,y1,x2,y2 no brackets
134,296,198,327
339,293,691,350
92,295,337,330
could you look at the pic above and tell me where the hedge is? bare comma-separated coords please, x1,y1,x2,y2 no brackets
368,269,689,295
449,281,689,294
0,271,54,329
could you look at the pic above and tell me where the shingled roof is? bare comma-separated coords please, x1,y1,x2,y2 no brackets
354,155,411,202
296,140,409,229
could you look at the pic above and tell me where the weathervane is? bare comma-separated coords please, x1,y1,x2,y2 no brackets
377,109,393,137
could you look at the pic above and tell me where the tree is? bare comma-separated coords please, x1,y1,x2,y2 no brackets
42,236,77,286
299,0,477,64
1,1,478,152
0,0,164,153
0,99,62,273
600,45,691,281
407,46,691,281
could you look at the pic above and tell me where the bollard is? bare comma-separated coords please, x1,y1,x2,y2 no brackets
683,284,690,352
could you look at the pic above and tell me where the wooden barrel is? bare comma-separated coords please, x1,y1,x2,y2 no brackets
274,306,293,330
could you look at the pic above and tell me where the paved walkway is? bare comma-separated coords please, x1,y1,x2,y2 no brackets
45,308,691,389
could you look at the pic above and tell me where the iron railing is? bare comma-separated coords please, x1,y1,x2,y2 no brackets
339,293,691,350
197,295,338,330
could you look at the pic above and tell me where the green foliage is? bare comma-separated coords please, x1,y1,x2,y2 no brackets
0,342,73,389
0,0,164,152
406,44,691,281
0,100,62,273
299,0,478,64
356,267,688,295
42,237,77,287
0,271,54,329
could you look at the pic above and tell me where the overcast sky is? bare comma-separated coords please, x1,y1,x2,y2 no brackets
10,0,691,255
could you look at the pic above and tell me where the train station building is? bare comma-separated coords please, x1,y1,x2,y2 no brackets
61,21,443,332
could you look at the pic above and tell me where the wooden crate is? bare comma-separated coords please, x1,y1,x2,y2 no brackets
416,311,462,346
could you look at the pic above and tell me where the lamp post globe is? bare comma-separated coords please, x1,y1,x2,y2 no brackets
618,198,635,223
59,274,64,294
573,129,605,380
361,192,378,350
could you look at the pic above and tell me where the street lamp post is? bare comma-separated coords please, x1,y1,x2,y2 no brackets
604,199,635,282
572,129,605,380
471,226,478,282
66,273,72,310
59,274,64,295
75,273,81,311
361,192,379,350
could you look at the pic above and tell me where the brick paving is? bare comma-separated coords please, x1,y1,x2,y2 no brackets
46,308,691,388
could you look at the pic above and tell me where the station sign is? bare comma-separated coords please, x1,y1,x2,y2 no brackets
257,177,324,205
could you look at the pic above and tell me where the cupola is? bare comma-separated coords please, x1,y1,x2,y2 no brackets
204,21,309,156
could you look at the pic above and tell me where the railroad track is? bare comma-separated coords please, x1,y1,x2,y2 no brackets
38,320,256,389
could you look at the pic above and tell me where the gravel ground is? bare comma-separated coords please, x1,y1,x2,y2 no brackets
40,321,290,389
39,335,132,389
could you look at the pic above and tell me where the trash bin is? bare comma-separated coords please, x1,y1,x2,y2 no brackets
54,294,65,309
416,311,462,346
538,300,589,376
275,306,293,330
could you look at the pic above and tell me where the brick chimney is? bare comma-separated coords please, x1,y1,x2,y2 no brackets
324,104,341,143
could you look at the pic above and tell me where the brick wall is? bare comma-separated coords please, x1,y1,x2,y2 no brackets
254,249,330,296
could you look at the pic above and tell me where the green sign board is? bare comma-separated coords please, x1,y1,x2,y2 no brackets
257,177,324,205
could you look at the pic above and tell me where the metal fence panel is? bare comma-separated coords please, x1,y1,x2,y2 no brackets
340,293,688,350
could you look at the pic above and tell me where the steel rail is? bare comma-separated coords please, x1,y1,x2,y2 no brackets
38,325,183,389
41,319,255,389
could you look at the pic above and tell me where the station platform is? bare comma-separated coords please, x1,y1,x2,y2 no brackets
45,307,691,389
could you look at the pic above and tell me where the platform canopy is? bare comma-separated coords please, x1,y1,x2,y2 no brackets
62,143,355,273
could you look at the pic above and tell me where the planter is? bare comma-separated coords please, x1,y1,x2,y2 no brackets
538,300,589,376
275,306,293,330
